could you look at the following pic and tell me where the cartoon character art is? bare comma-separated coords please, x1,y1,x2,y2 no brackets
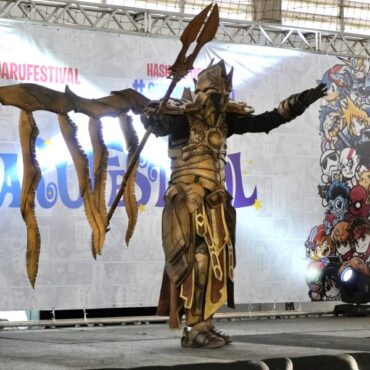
305,260,325,301
319,108,342,151
320,149,340,185
341,96,370,148
306,57,370,301
349,218,370,263
323,181,350,235
338,147,364,186
331,221,353,262
359,171,370,192
348,185,370,219
306,225,335,261
322,264,341,301
341,58,370,107
320,64,350,108
305,225,339,301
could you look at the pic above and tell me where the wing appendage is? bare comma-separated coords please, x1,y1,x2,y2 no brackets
0,84,148,286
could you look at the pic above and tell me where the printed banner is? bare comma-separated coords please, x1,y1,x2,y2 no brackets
0,21,343,310
305,59,370,302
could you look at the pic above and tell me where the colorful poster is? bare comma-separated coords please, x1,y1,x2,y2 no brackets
0,21,338,310
305,58,370,302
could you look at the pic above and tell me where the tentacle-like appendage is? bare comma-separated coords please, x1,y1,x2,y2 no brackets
19,110,42,288
89,117,108,228
57,114,106,257
119,114,139,245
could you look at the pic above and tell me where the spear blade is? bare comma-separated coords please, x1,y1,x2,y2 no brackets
179,3,213,45
193,4,219,48
169,3,219,80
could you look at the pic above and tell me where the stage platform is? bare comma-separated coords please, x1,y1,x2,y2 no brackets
1,313,370,370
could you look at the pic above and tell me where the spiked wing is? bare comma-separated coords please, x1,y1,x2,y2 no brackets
0,84,150,286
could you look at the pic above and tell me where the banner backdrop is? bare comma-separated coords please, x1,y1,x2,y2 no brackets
0,21,349,310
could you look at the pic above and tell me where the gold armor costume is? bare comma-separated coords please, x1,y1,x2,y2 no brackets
141,60,327,347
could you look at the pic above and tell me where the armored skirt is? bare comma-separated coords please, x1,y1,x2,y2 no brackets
156,181,236,328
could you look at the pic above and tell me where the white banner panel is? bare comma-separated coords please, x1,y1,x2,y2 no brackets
0,21,346,310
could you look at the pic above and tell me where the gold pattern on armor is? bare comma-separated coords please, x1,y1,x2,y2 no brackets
195,210,206,236
208,243,223,281
227,241,234,281
180,267,195,309
220,199,234,282
194,205,223,281
204,248,227,320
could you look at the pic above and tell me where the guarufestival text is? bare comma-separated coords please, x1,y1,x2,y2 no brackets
0,62,81,85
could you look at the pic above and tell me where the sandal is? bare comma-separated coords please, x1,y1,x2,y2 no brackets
205,320,233,345
209,327,233,345
181,327,226,349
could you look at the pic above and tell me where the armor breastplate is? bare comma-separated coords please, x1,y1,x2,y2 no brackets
169,109,228,191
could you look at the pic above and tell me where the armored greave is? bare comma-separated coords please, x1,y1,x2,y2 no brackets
184,239,209,326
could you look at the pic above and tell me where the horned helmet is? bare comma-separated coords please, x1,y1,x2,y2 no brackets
195,59,233,99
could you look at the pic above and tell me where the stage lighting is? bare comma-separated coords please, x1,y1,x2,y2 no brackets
338,266,370,304
341,267,354,283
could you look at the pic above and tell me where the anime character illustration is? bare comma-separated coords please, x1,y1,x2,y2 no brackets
323,263,341,301
348,185,370,219
0,4,327,348
341,96,370,148
359,171,370,191
331,221,352,262
305,225,340,301
323,180,350,235
305,57,370,301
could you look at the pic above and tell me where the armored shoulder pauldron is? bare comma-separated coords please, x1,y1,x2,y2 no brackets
160,98,255,116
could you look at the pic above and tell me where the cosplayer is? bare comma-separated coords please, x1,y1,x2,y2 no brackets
141,60,327,348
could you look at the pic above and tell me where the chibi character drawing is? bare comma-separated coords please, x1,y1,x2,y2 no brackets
322,264,341,301
359,171,370,192
338,147,364,187
319,108,342,151
323,181,350,235
306,225,335,261
305,260,325,301
331,221,353,262
348,185,370,219
320,149,340,186
341,96,370,148
349,218,370,263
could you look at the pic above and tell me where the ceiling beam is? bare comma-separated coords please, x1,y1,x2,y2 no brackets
0,0,369,58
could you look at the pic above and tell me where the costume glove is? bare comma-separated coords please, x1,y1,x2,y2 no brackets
299,83,328,107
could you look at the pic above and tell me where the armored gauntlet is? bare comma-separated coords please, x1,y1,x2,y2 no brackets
278,82,327,122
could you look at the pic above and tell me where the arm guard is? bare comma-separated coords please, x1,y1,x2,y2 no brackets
277,93,307,122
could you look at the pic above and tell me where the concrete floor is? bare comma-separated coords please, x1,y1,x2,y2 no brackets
0,315,370,369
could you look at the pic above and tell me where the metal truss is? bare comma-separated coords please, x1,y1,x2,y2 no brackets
0,0,369,59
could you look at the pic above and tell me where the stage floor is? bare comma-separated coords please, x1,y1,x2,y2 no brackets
1,314,370,369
